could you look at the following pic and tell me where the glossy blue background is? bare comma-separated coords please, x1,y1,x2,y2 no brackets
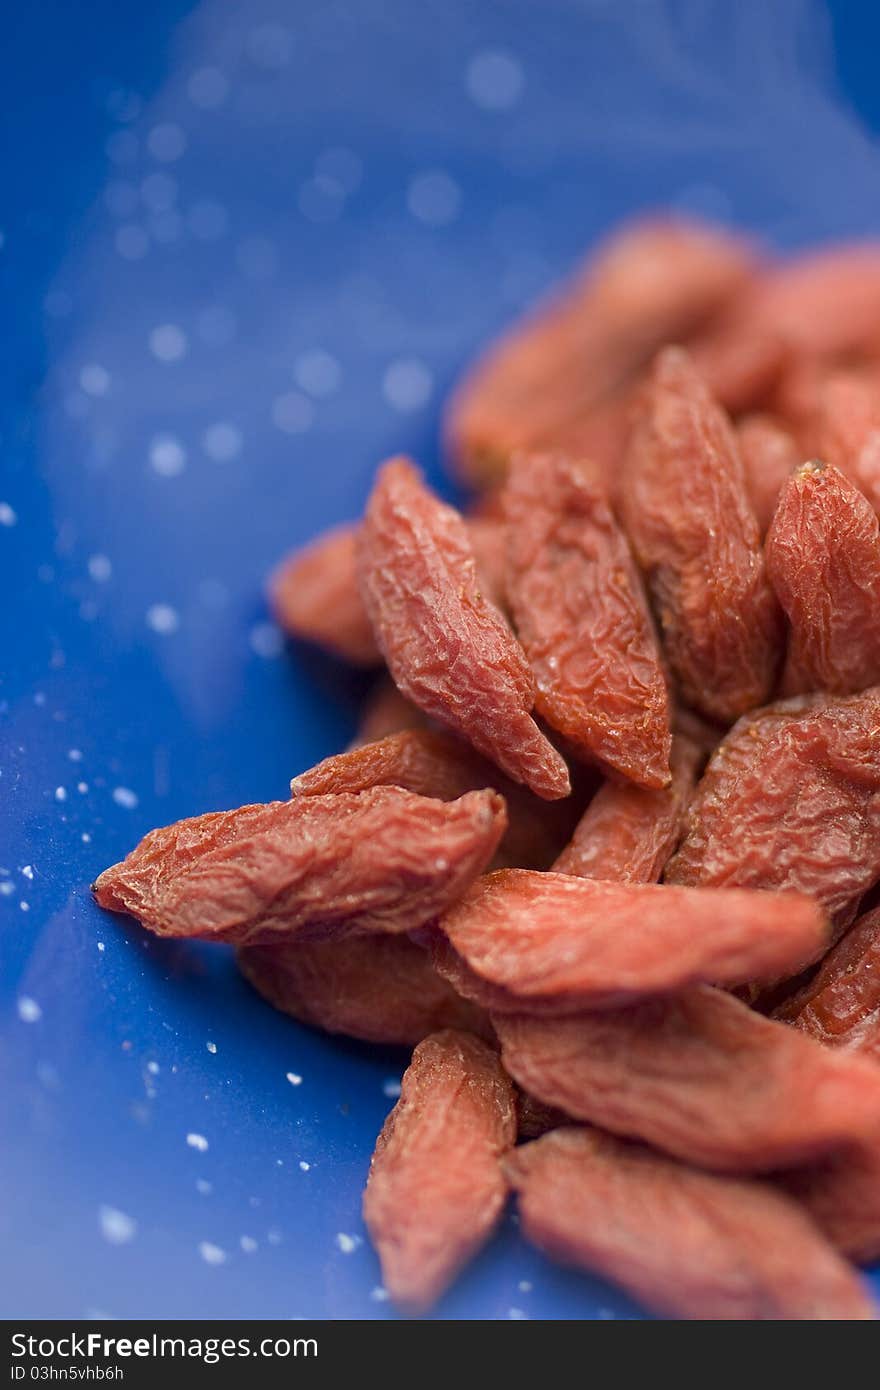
3,0,880,1320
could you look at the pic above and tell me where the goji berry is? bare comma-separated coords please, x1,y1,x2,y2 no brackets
362,1030,516,1313
552,734,701,880
505,1127,873,1320
737,413,800,535
270,522,380,667
766,460,880,696
494,986,880,1171
775,904,880,1056
666,687,880,930
621,347,781,723
92,786,506,945
358,458,570,799
238,934,490,1046
503,451,671,788
432,869,826,1013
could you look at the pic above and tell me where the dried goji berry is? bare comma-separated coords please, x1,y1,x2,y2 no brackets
92,786,506,945
620,347,781,723
270,522,380,667
494,985,880,1171
739,245,880,359
815,371,880,513
291,728,580,871
503,451,672,789
350,678,427,748
775,904,880,1056
358,458,570,799
514,1088,568,1142
737,413,800,536
431,869,827,1014
445,217,755,487
766,460,880,696
779,1137,880,1264
362,1029,516,1313
237,934,490,1046
505,1127,873,1320
665,687,880,930
552,734,701,881
689,319,788,416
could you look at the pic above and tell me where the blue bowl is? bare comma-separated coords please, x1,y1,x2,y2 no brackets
2,0,879,1319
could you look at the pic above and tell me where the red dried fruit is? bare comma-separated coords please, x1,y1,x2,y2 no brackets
350,679,427,748
92,785,506,945
445,217,755,486
494,985,880,1172
237,934,489,1046
780,1138,880,1264
620,347,781,723
358,458,570,799
689,320,788,416
291,728,579,871
514,1088,568,1142
503,451,671,789
465,517,508,614
766,460,880,696
740,245,880,359
552,734,701,881
505,1127,874,1321
432,869,827,1014
270,523,380,667
775,904,880,1057
666,687,880,930
737,413,800,536
362,1029,516,1313
816,371,880,513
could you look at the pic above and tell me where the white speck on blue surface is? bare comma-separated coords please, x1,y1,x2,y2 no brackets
407,170,461,226
19,902,30,913
249,623,283,659
99,1206,137,1245
187,1132,209,1152
88,554,113,582
198,1241,227,1266
55,786,67,802
206,1041,217,1054
507,1307,528,1320
146,604,180,635
196,1179,213,1195
267,1229,282,1246
381,1079,401,1099
149,435,187,478
0,503,17,527
77,781,89,794
17,997,42,1023
79,364,111,397
466,50,525,110
294,350,341,398
370,1287,389,1302
201,422,241,462
148,324,188,363
21,865,34,880
335,1233,361,1255
518,1280,533,1293
286,1072,302,1087
187,67,229,110
298,1161,310,1172
112,787,139,809
383,357,433,412
97,942,106,952
240,1235,258,1253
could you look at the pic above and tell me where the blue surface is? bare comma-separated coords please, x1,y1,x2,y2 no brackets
2,0,880,1320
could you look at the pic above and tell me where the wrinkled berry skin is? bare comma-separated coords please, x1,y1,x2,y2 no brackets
503,451,671,789
358,457,570,799
494,986,880,1172
362,1030,516,1313
92,785,506,945
621,347,782,723
767,460,880,697
553,735,701,881
737,413,800,536
666,687,880,931
270,522,380,667
238,934,490,1046
431,868,827,1014
445,217,755,487
505,1127,874,1321
775,904,880,1058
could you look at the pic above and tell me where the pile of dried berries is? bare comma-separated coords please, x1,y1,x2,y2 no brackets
94,216,880,1320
